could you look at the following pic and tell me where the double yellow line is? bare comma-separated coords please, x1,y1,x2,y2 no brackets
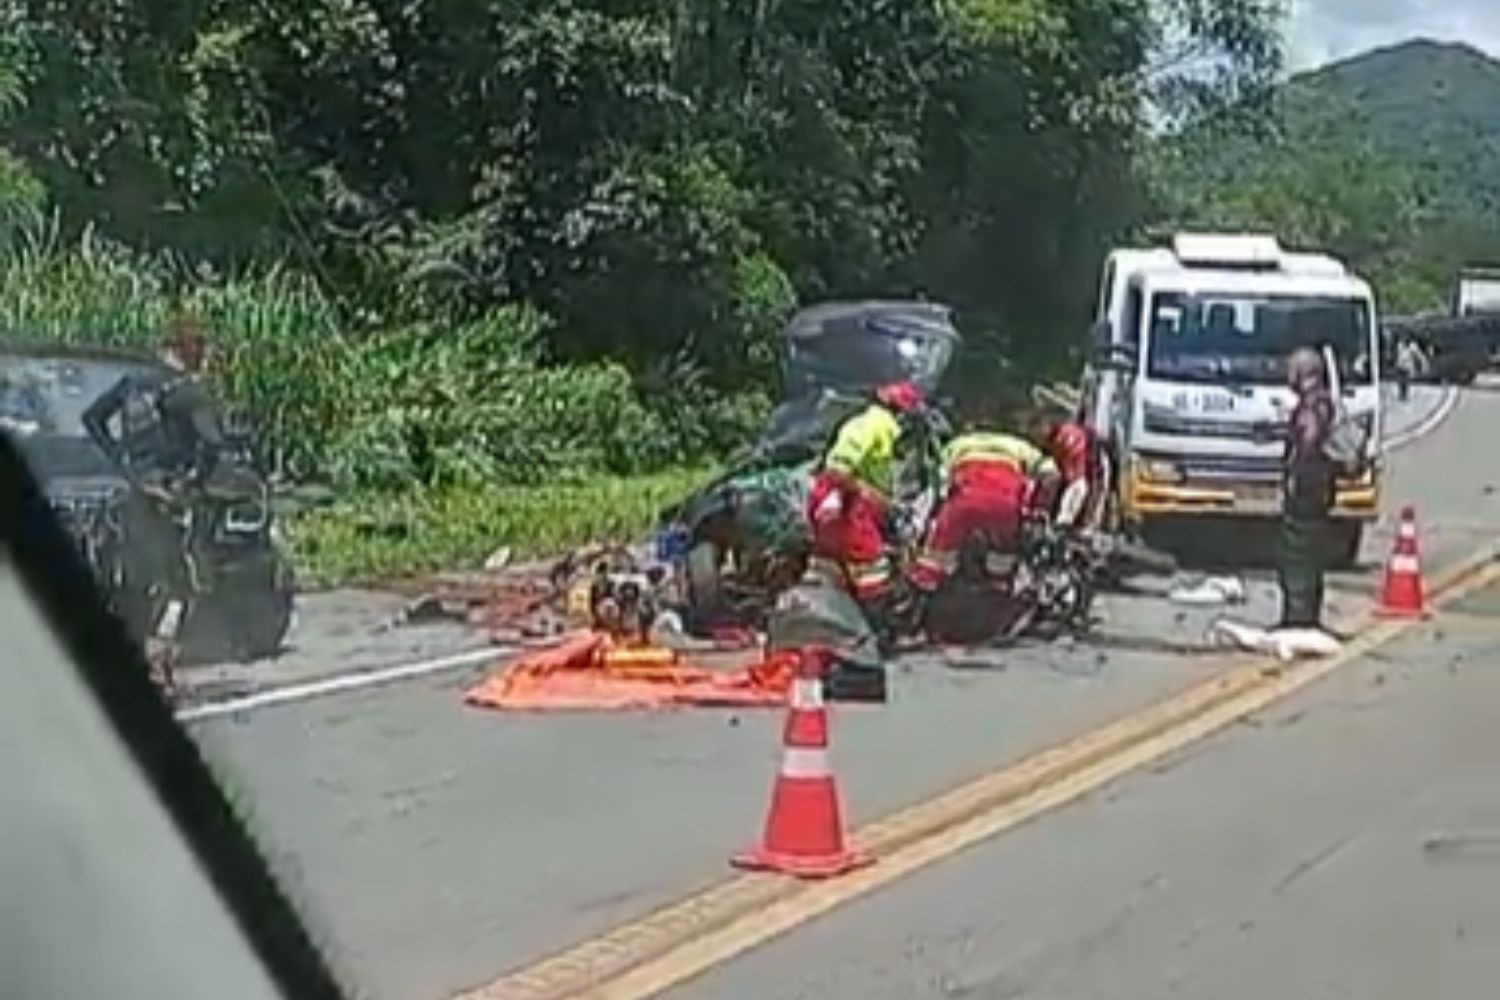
459,542,1500,1000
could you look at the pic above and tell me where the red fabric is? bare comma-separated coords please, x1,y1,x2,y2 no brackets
1047,420,1106,526
929,460,1028,556
463,633,799,712
1048,421,1096,486
875,381,923,413
1027,475,1062,519
807,470,889,566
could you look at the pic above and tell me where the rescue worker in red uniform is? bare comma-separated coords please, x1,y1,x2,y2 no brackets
806,381,926,620
1038,416,1107,533
908,428,1058,594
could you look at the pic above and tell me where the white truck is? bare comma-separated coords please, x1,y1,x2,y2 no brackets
1078,233,1383,565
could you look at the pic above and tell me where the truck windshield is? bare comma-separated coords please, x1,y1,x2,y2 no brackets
1146,292,1374,386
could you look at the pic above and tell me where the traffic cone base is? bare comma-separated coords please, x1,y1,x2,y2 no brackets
1375,607,1431,620
732,843,872,879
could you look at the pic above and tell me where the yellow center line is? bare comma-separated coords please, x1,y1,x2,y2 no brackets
1426,608,1500,632
456,543,1500,1000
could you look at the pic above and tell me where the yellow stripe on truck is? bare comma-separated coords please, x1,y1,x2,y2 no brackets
1123,462,1381,520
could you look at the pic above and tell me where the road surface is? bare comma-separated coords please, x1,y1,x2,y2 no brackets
670,575,1500,1000
177,383,1500,1000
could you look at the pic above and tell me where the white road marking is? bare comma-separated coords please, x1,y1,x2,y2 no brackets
175,646,506,724
1385,385,1460,453
173,385,1468,725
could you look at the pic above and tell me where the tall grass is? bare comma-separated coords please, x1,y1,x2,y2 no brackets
0,224,765,581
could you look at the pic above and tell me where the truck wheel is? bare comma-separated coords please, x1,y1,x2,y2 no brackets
1329,523,1364,569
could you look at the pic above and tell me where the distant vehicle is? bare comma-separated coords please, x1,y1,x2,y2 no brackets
0,342,294,663
656,300,959,634
1452,266,1500,318
1079,233,1383,566
1451,265,1500,369
1383,314,1492,386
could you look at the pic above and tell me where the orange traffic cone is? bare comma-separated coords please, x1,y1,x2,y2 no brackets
1376,506,1429,619
732,647,871,879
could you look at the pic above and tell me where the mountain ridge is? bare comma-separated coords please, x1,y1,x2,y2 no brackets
1287,38,1500,216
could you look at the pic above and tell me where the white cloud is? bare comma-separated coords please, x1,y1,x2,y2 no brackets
1286,0,1500,70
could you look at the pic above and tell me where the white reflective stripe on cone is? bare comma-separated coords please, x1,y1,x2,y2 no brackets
792,677,824,709
1399,521,1417,539
780,747,833,780
1391,554,1421,575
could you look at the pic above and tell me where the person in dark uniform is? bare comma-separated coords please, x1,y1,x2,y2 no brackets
1279,346,1337,631
85,324,226,487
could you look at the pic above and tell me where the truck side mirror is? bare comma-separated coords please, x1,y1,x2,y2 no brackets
1094,343,1137,374
1088,321,1135,372
1089,320,1112,352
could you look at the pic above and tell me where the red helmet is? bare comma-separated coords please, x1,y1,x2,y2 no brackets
875,381,924,414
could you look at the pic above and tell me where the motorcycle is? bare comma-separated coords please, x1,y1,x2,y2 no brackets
921,509,1098,648
84,456,295,687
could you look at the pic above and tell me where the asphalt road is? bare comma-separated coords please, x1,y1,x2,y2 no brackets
669,574,1500,1000
181,383,1499,1000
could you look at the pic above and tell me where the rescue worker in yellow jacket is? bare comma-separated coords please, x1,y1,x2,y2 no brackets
909,426,1059,593
806,381,926,613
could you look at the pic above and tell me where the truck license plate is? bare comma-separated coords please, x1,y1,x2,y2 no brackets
1239,484,1281,508
1197,392,1236,414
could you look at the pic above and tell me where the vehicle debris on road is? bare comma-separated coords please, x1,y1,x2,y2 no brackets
1169,575,1248,607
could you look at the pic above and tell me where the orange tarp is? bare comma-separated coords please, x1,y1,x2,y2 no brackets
463,632,799,712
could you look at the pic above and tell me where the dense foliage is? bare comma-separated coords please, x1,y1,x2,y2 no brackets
0,0,1281,496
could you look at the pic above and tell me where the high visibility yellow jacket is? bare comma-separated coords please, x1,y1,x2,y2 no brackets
941,432,1057,479
823,403,902,499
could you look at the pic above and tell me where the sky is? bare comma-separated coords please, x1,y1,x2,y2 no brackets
1287,0,1500,69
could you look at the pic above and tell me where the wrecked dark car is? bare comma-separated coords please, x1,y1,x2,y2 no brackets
656,300,960,635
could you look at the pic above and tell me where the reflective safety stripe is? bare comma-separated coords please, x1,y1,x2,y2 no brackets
1391,554,1421,575
780,747,833,779
915,549,957,573
849,558,893,586
1398,521,1417,540
944,433,1047,476
792,677,824,710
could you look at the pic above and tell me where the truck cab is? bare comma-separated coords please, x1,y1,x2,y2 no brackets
1079,234,1382,565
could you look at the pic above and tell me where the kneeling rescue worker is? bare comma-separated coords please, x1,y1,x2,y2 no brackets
909,421,1058,594
807,381,927,630
1031,410,1106,533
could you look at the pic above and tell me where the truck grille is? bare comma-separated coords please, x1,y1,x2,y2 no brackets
1177,455,1283,485
1143,410,1286,442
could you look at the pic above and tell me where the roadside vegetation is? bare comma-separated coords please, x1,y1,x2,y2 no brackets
2,6,1494,584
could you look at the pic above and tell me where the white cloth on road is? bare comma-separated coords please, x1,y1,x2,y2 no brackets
1209,618,1343,663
